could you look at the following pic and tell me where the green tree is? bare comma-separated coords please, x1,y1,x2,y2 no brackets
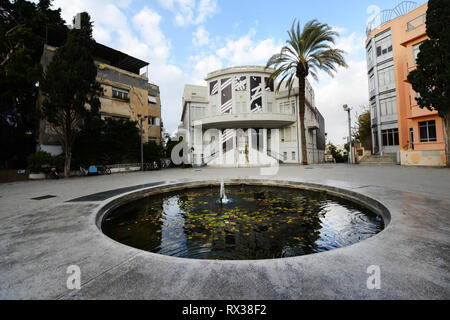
266,20,347,165
351,107,372,152
40,12,102,177
144,141,163,163
0,0,66,166
100,118,140,164
72,118,141,167
407,0,450,167
327,142,347,163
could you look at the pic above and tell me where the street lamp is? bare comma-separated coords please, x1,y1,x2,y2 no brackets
343,104,353,165
137,114,148,171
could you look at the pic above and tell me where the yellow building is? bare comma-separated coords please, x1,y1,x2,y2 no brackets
38,42,162,155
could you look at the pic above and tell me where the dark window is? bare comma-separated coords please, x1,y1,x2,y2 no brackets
377,46,382,57
382,131,388,146
419,121,437,142
112,88,129,100
381,129,399,146
388,45,393,52
388,131,394,145
409,128,414,150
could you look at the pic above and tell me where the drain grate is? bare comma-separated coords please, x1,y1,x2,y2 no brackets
31,195,57,200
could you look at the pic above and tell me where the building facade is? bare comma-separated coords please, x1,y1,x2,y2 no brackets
365,1,446,166
38,42,162,155
179,66,325,167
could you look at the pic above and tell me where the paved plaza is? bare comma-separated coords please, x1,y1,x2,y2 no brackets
0,164,449,299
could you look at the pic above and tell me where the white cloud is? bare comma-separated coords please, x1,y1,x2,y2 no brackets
215,29,282,66
132,7,171,63
158,0,218,26
189,54,223,84
310,31,368,145
192,26,210,47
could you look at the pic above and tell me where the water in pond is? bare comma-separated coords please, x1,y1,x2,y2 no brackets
102,185,384,260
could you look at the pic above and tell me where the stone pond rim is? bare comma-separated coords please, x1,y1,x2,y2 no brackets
94,179,392,262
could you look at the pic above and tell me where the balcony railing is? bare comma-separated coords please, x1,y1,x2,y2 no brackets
406,13,426,31
190,109,296,122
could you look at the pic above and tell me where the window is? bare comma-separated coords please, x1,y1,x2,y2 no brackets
292,152,296,160
148,95,157,104
369,75,375,92
280,101,296,114
382,129,399,146
409,128,414,150
112,87,129,100
378,67,395,88
367,47,373,66
283,152,287,161
370,102,377,120
380,97,397,116
235,102,241,113
281,126,296,142
236,102,247,113
376,36,393,58
241,102,247,113
413,42,422,63
419,120,437,142
148,117,161,127
267,102,273,113
191,105,207,119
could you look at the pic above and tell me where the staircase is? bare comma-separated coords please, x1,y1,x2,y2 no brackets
359,153,398,165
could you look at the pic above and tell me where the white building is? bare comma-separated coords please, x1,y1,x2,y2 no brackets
366,21,399,156
178,66,326,167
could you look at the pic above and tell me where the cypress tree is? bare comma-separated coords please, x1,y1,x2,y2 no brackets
407,0,450,167
41,12,102,177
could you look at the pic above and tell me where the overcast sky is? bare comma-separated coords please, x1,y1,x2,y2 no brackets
35,0,427,145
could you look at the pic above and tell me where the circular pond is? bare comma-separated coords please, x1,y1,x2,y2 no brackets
101,184,384,260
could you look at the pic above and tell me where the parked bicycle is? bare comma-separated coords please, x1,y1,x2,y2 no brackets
98,165,112,175
79,166,89,176
144,161,160,171
161,159,171,169
41,165,59,179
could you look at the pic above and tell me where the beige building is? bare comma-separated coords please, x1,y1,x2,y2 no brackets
38,42,162,155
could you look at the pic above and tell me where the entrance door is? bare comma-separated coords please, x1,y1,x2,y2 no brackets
237,130,248,165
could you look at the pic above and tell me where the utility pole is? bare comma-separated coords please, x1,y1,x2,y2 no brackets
343,105,353,165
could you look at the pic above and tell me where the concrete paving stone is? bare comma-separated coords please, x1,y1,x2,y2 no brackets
0,165,449,299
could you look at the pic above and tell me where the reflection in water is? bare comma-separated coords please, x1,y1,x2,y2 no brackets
102,185,384,260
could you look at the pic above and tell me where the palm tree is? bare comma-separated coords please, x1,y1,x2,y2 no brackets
266,20,348,165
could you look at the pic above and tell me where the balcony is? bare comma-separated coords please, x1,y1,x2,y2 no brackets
406,14,426,32
196,112,296,130
307,119,320,130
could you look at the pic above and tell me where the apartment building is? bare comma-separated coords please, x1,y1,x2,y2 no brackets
179,66,326,167
38,39,162,155
365,1,446,166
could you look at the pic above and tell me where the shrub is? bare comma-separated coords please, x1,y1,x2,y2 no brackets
27,151,53,173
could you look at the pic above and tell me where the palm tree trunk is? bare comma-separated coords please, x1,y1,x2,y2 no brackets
298,77,308,165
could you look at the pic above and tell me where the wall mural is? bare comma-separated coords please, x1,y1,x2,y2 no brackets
210,80,218,96
235,76,247,91
265,77,274,92
221,78,232,114
250,76,262,112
